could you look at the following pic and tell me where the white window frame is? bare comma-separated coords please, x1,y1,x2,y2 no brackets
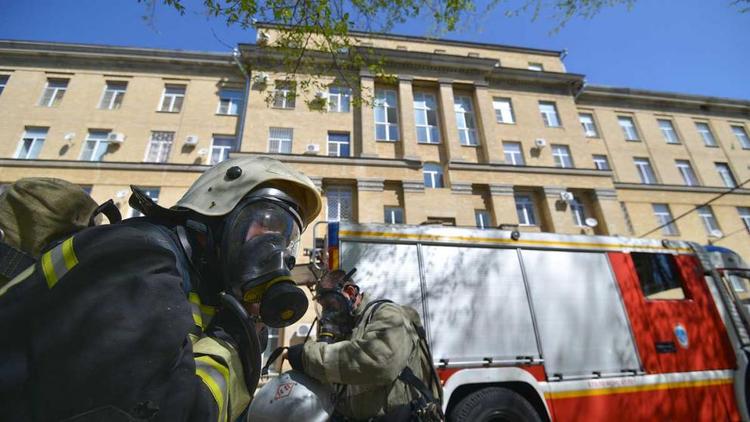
738,207,750,232
570,197,587,227
695,122,717,147
423,163,444,188
216,88,243,115
528,63,544,71
715,163,737,188
697,206,721,236
210,136,236,164
539,101,561,127
327,86,351,113
39,78,68,107
658,119,680,144
493,97,515,124
144,131,174,163
475,210,491,229
327,132,351,157
732,125,750,149
15,127,48,159
652,203,679,236
99,81,127,110
268,128,293,154
514,194,537,226
326,186,353,222
0,75,8,95
579,113,598,137
592,154,610,170
79,131,111,162
503,141,525,166
413,92,440,144
374,89,399,141
675,160,699,186
454,95,478,146
159,84,186,113
130,188,160,218
618,116,640,141
384,206,404,224
272,81,296,109
552,144,573,168
634,157,657,184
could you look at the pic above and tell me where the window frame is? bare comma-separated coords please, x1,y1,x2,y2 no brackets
272,81,296,109
79,130,111,162
39,78,68,107
732,125,750,149
327,132,351,157
658,119,681,144
697,206,721,236
0,74,8,95
592,154,610,171
475,210,491,229
675,159,699,186
514,194,537,226
634,157,657,184
652,203,679,236
268,127,293,154
99,81,127,110
695,122,717,147
503,141,525,166
216,88,243,115
14,127,48,160
570,196,587,227
210,136,237,164
454,95,479,146
715,162,737,188
144,131,175,163
159,84,186,113
551,144,574,168
327,86,351,113
539,101,561,128
326,186,353,222
384,206,404,224
738,207,750,232
374,89,400,141
492,97,515,124
631,252,689,301
618,116,640,141
579,112,599,138
528,62,544,71
413,92,441,144
423,163,444,188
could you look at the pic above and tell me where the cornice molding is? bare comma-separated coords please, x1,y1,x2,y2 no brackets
614,182,750,195
579,85,750,114
0,158,209,173
449,161,613,178
357,178,385,191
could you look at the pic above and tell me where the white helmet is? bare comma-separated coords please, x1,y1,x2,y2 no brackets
247,370,335,422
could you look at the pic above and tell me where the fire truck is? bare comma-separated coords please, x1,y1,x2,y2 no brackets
309,221,750,421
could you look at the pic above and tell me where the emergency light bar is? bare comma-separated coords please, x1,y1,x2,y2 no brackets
327,222,340,270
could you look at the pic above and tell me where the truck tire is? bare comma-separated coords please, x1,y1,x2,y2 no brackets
448,387,543,422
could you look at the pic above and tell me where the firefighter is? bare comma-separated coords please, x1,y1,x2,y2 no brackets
285,270,443,421
0,156,321,421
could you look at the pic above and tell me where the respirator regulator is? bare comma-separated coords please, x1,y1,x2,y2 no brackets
221,189,309,328
314,268,358,344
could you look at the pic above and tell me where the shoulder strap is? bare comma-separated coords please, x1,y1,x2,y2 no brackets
358,299,394,327
130,222,193,296
0,241,35,281
398,366,436,403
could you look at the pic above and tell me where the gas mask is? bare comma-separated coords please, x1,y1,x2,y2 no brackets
220,192,308,328
315,269,359,344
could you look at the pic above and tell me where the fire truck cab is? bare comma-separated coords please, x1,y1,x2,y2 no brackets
311,222,750,421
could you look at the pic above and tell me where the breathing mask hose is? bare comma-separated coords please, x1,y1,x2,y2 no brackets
218,292,262,394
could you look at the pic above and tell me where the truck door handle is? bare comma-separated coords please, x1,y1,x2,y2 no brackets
655,341,677,353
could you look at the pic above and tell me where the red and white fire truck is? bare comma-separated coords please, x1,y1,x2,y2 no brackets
310,222,750,421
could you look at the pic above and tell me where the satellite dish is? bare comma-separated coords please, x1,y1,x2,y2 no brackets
585,217,599,228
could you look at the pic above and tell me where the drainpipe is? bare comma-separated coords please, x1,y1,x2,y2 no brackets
232,48,251,150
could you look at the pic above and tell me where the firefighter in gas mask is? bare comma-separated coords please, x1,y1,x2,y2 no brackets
0,156,321,421
283,269,444,421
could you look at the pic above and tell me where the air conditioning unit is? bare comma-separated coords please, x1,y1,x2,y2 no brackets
185,135,199,146
559,191,574,202
305,143,320,154
314,91,326,99
257,31,270,45
108,132,125,143
534,138,547,149
295,324,312,338
253,72,268,84
64,132,75,142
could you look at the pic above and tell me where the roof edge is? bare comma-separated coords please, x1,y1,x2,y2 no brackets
581,84,750,109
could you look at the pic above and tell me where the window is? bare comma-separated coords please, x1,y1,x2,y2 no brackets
715,163,737,188
326,186,352,222
579,113,598,137
374,89,399,141
262,328,281,376
210,136,236,164
634,158,657,184
475,210,491,229
272,81,296,109
738,207,750,232
145,131,174,163
492,98,515,124
503,142,525,166
652,204,679,236
327,132,350,157
695,122,717,147
539,101,561,127
631,253,687,300
99,81,127,110
514,194,537,226
413,92,440,143
423,163,444,188
384,207,404,224
131,188,160,218
528,63,544,71
159,84,185,112
675,160,699,186
618,116,639,141
217,89,243,115
80,130,110,162
697,206,721,236
0,75,8,95
658,119,680,144
570,196,587,227
327,86,351,113
592,154,610,170
552,144,573,168
454,96,478,146
15,127,47,159
39,78,68,107
732,126,750,149
268,127,293,154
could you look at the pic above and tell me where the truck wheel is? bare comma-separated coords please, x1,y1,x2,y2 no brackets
448,387,542,422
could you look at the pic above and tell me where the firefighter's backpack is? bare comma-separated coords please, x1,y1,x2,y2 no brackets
0,177,121,287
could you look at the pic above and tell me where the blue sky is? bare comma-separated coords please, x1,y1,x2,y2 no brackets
1,0,748,99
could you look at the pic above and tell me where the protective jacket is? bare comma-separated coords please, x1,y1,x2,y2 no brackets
295,295,440,421
0,219,250,421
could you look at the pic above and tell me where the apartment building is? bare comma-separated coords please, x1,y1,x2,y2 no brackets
1,31,750,278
